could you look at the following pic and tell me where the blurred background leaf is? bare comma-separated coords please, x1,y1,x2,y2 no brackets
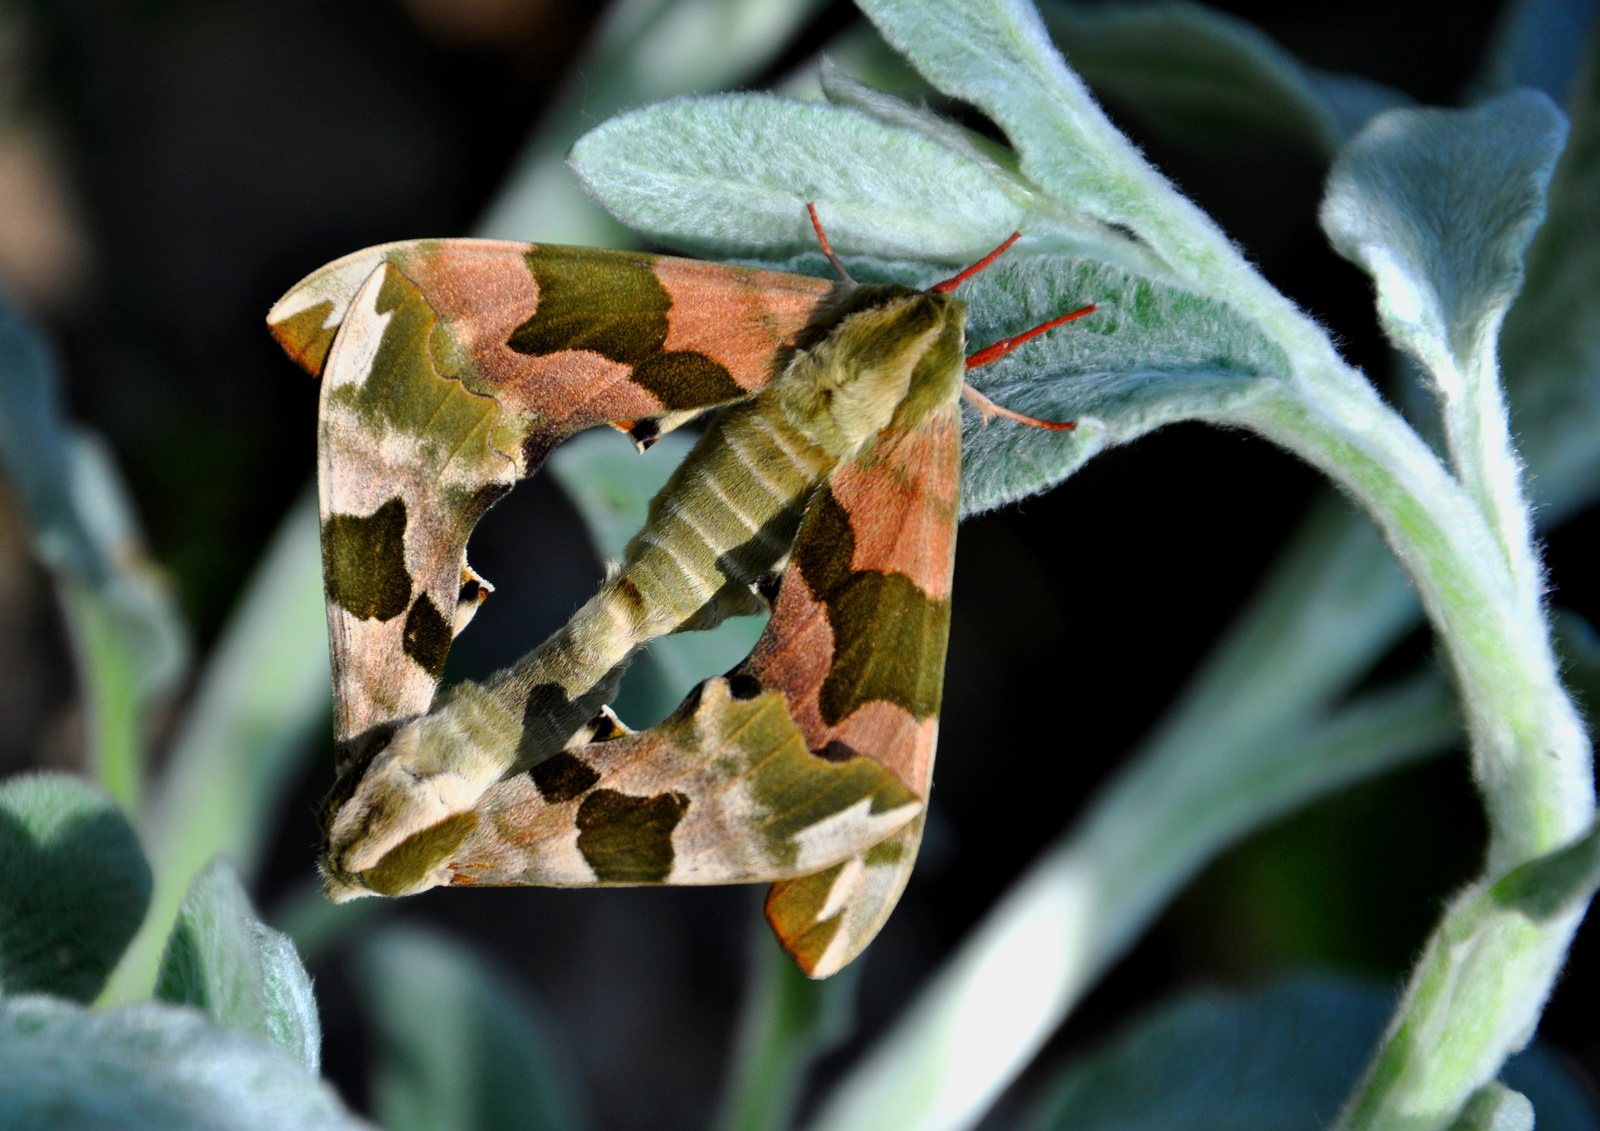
0,772,149,1001
1019,976,1598,1131
0,297,187,809
355,924,586,1131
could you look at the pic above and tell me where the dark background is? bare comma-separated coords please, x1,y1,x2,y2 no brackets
0,1,1594,1128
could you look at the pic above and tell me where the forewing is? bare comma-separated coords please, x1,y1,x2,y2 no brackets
372,678,922,895
270,239,834,460
279,240,833,743
739,402,961,976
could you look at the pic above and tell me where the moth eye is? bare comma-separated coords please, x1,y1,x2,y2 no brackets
726,673,762,701
459,579,480,603
754,570,783,605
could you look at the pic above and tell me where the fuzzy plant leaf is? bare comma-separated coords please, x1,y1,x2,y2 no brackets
954,254,1288,513
356,926,586,1131
1018,978,1596,1131
155,859,321,1073
1449,1086,1535,1131
1321,91,1568,405
548,429,765,726
0,773,150,1002
1320,90,1568,595
0,995,368,1130
569,92,1151,271
0,301,188,808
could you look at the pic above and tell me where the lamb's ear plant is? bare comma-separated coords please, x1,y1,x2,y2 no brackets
568,0,1600,1128
0,774,364,1129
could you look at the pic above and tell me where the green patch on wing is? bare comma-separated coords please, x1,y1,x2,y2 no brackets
766,865,846,970
271,299,340,374
576,789,690,882
321,498,412,621
328,267,513,506
360,811,479,896
796,488,950,725
510,245,744,409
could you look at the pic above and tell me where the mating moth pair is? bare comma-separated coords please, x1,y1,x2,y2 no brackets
267,210,1091,977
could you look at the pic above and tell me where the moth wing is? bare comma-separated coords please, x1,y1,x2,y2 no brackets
739,400,962,976
283,239,834,744
388,403,960,901
270,238,835,459
422,677,921,893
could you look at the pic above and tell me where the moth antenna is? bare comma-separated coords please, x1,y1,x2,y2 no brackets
965,303,1096,369
806,203,856,285
962,383,1075,431
930,231,1022,293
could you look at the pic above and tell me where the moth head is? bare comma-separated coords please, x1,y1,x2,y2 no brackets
778,286,967,458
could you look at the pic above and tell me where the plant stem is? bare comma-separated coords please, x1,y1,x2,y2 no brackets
1231,366,1595,1131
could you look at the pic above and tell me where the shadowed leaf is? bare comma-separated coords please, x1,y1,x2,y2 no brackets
0,773,150,1002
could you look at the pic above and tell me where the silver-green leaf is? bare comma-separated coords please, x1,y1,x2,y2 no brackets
0,995,367,1130
570,92,1030,263
155,858,321,1073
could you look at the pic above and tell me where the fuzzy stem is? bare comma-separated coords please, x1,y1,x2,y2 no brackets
1229,364,1594,1131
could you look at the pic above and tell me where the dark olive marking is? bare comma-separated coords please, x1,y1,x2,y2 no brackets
630,350,745,410
755,570,782,604
794,489,951,726
510,247,669,362
402,594,453,678
864,837,906,866
727,673,762,701
509,247,743,409
530,751,602,803
814,739,863,763
575,789,690,883
322,498,412,621
519,681,593,768
357,811,478,896
615,577,647,620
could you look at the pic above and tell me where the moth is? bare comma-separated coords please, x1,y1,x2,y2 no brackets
268,209,1091,976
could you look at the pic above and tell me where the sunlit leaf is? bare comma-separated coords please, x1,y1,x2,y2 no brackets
0,995,367,1130
156,859,321,1073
